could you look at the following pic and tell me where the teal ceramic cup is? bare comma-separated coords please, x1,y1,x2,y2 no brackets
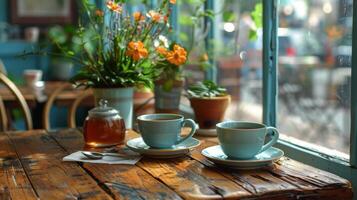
216,121,279,159
137,114,197,148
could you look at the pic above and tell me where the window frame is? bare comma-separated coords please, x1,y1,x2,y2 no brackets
261,0,357,194
351,0,357,168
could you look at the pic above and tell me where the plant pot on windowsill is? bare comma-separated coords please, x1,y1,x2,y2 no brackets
50,58,74,81
187,81,230,130
189,95,230,129
154,79,184,114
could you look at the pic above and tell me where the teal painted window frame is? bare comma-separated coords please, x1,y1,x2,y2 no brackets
204,0,217,82
350,0,357,169
261,0,357,195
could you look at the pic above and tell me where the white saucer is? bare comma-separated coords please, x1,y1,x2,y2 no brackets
126,137,201,158
196,129,217,137
202,145,284,169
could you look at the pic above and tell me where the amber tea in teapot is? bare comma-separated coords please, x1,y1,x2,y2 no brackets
83,99,126,147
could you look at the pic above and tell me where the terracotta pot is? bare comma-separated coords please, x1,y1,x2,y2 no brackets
189,95,231,129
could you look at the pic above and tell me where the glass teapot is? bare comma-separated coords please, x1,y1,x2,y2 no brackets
83,99,126,147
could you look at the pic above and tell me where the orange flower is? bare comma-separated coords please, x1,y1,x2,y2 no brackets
95,9,104,17
106,1,122,13
148,10,161,23
126,41,148,61
166,45,187,66
170,0,176,4
156,46,168,56
133,12,145,21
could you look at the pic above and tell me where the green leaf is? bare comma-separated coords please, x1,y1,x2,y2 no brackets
249,30,258,41
251,3,263,28
187,80,227,98
223,11,236,22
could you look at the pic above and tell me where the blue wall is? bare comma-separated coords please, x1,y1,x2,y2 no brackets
0,0,76,129
0,1,8,22
0,0,50,81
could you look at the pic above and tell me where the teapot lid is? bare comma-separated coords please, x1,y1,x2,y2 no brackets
88,99,119,117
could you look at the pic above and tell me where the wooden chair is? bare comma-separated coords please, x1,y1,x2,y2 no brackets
0,59,7,75
67,90,93,128
0,73,33,130
43,83,74,131
43,83,94,130
0,96,8,131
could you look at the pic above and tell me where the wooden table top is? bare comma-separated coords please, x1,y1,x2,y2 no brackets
0,129,353,199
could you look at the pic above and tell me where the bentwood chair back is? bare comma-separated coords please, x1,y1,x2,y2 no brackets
0,73,33,130
67,90,93,128
43,83,74,131
0,59,7,75
0,96,8,131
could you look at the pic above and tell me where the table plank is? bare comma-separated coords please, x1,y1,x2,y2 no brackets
0,133,37,200
6,130,113,200
50,129,183,200
126,130,251,199
138,157,251,199
190,137,353,199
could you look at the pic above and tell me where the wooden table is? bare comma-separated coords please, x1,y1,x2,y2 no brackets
0,129,353,199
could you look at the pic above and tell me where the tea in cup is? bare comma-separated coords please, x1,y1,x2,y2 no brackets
216,121,279,159
137,114,197,148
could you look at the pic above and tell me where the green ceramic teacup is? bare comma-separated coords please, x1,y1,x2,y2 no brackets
216,121,279,159
137,114,197,148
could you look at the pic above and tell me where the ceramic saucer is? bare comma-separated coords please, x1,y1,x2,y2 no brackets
196,128,217,137
201,145,284,169
126,137,200,158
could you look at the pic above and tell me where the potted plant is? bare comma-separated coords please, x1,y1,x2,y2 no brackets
187,80,230,133
154,42,188,113
41,0,176,128
47,25,78,81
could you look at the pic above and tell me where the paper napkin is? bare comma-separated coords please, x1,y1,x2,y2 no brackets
63,150,142,165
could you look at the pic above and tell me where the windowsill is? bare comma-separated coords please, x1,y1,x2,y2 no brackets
278,134,350,165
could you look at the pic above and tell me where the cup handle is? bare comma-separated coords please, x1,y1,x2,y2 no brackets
175,119,197,145
258,127,280,154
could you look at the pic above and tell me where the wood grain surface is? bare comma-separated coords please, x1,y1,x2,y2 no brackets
0,129,353,200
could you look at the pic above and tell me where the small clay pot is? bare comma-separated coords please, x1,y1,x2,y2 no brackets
189,95,231,129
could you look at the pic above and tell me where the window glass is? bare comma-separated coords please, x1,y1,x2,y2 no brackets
277,0,352,154
178,0,263,123
216,0,263,121
177,0,206,85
